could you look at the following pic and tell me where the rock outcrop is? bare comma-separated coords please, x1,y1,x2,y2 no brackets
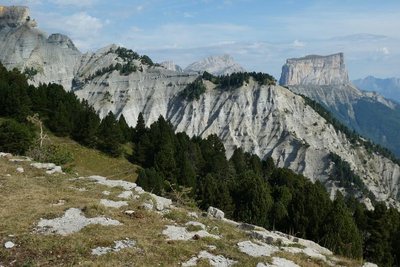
159,61,182,72
184,54,246,75
279,53,349,86
0,6,81,90
0,6,36,28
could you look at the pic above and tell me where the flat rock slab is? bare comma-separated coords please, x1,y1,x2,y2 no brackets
237,240,278,257
282,246,326,261
257,257,300,267
182,251,237,267
100,199,128,208
31,162,63,174
163,225,219,241
150,193,172,211
36,208,121,236
118,191,133,199
87,175,136,190
92,238,136,256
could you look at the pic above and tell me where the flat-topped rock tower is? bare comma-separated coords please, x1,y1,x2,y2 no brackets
279,53,350,86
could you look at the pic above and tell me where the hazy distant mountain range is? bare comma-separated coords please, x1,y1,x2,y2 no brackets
353,76,400,103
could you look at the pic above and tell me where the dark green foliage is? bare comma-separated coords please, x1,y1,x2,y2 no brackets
202,71,276,90
140,55,154,66
180,77,206,101
0,63,127,157
23,67,38,80
329,153,369,195
96,112,123,157
118,114,133,143
0,120,35,154
114,47,140,61
137,168,164,195
130,114,374,260
322,193,363,258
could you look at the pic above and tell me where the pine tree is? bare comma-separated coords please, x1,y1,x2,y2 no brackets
118,114,132,142
322,193,363,259
97,112,123,157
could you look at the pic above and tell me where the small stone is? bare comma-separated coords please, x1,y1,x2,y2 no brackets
238,223,256,231
207,206,224,219
124,210,135,216
16,167,24,173
141,202,154,211
51,199,66,206
188,212,198,218
102,191,111,196
118,191,133,199
4,241,15,249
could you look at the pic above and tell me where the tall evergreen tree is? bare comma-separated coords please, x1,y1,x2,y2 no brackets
96,112,123,157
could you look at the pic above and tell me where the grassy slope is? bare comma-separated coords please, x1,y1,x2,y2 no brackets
0,137,361,266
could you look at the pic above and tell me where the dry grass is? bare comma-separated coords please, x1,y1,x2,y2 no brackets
0,139,363,267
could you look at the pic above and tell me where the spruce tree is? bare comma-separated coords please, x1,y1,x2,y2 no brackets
97,112,123,157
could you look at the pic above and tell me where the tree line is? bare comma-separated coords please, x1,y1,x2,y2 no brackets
0,64,130,157
130,115,400,264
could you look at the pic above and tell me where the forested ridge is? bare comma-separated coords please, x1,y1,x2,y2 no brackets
0,64,400,266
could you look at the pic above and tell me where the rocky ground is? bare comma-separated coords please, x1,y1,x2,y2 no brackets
0,150,376,267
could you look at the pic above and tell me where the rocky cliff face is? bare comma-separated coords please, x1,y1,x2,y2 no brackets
0,6,36,28
159,61,182,72
280,53,400,157
0,6,81,90
279,53,349,86
0,6,399,208
184,54,246,76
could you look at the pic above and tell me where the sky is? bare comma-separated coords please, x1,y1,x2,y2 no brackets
3,0,400,79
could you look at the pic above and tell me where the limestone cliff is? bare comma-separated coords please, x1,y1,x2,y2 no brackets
280,53,400,157
0,6,81,90
279,53,349,86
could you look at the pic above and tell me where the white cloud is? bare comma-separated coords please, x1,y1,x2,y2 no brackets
37,11,104,51
293,39,305,48
377,47,390,55
136,5,144,12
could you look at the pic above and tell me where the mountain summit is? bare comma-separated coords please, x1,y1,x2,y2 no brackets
0,5,37,28
184,54,246,75
279,53,349,86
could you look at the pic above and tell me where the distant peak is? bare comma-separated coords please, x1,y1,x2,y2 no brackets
184,54,246,76
48,34,79,51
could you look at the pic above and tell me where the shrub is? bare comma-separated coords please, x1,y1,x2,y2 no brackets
0,120,35,155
